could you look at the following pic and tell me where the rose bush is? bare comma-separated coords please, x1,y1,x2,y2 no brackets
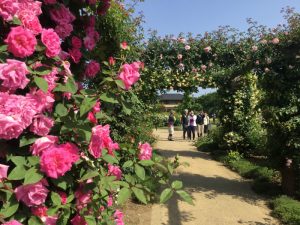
0,0,192,224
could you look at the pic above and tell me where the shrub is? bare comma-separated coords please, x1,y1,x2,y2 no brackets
271,196,300,225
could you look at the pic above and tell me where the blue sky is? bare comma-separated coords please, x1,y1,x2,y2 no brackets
131,0,300,95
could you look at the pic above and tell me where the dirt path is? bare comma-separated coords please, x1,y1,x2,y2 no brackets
150,129,279,225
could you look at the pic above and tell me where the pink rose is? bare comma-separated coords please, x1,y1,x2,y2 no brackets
204,46,212,53
42,216,58,225
63,92,72,100
272,38,279,44
88,16,96,27
138,142,152,160
5,26,37,58
43,0,56,4
41,29,61,58
251,45,258,52
18,0,42,16
87,112,97,124
49,4,75,25
0,59,29,90
0,114,25,140
18,10,42,35
108,164,122,180
31,205,48,217
85,61,100,78
55,23,73,39
260,39,267,44
15,181,49,207
58,191,67,204
93,101,101,113
118,63,140,90
0,164,9,179
83,35,96,51
40,143,79,178
58,51,70,61
201,65,207,71
185,45,191,50
2,220,22,225
89,125,119,158
114,210,124,225
69,48,82,63
88,0,97,4
30,135,58,156
43,67,59,92
72,36,82,49
109,56,116,66
71,215,87,225
120,41,128,50
30,115,54,136
26,89,55,113
75,187,92,211
0,0,19,21
177,54,183,60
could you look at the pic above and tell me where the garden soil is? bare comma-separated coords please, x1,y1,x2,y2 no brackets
124,129,279,225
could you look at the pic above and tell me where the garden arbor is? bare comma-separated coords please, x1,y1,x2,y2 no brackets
140,10,300,195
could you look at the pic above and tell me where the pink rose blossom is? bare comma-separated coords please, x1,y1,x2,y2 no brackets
69,48,82,63
58,191,67,204
89,124,119,158
177,54,183,60
260,39,268,44
75,185,92,210
93,101,101,113
204,46,212,53
83,35,96,51
2,220,22,225
88,0,97,5
40,143,79,178
5,26,37,58
272,38,280,44
109,56,116,66
87,111,97,124
72,36,82,49
120,41,128,50
49,5,75,25
0,59,29,91
0,0,19,21
31,205,48,217
201,65,207,71
42,216,58,225
18,10,42,35
251,45,258,52
0,164,9,179
59,51,70,61
0,114,25,140
55,23,73,39
43,67,59,92
114,210,125,225
18,0,42,16
71,215,87,225
118,63,140,90
63,92,72,100
30,115,54,136
107,195,113,207
85,61,100,78
30,135,58,156
41,29,61,58
15,181,49,207
264,67,270,73
177,37,186,43
26,89,55,113
88,16,96,27
185,45,191,50
108,164,122,180
138,142,152,160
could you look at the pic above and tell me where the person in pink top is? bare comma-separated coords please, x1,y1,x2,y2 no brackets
187,111,197,140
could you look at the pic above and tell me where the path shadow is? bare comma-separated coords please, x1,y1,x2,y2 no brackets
157,149,213,160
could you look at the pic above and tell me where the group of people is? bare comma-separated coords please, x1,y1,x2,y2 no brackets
167,109,210,141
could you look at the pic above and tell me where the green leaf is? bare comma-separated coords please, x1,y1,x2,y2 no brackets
103,154,119,164
55,103,68,117
132,187,147,204
79,170,99,182
52,174,73,190
117,187,132,205
0,45,8,52
12,17,21,25
51,192,61,206
0,196,19,218
122,103,132,115
34,76,48,92
171,180,183,190
176,190,193,205
84,216,97,225
160,188,173,203
54,76,77,94
135,164,145,180
47,206,60,216
8,166,26,180
24,167,43,185
100,93,118,104
27,156,40,166
80,97,97,117
57,208,70,225
122,160,134,168
20,136,37,147
10,156,26,166
115,80,125,89
139,160,155,166
28,216,43,225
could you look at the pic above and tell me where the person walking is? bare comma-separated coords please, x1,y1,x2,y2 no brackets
168,111,176,141
180,109,189,140
188,111,197,140
196,111,204,138
203,113,210,135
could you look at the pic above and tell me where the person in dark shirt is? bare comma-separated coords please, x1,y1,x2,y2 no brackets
180,109,189,140
196,111,204,138
168,111,176,141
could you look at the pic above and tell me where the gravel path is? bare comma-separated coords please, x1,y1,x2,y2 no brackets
150,129,279,225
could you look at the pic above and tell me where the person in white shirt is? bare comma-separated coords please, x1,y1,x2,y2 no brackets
203,113,210,135
187,111,197,140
